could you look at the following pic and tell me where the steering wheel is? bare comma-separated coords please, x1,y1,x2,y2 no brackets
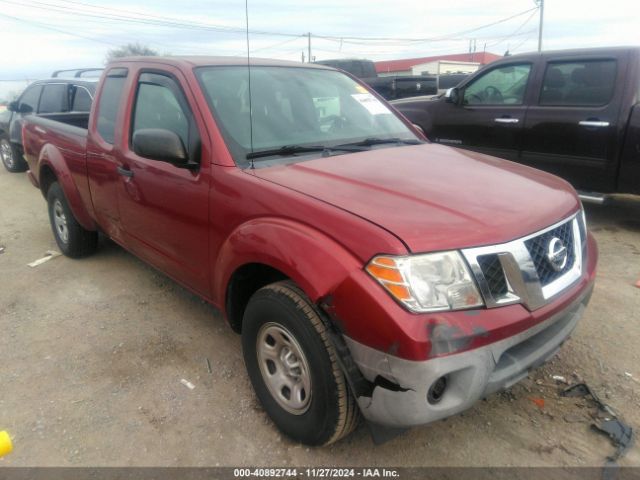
468,92,483,104
484,86,503,103
321,114,348,133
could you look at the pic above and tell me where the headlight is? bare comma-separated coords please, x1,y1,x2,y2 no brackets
366,251,484,313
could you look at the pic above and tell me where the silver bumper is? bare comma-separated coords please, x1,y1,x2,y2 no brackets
344,286,592,428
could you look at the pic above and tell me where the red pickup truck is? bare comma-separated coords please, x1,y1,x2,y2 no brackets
22,56,597,446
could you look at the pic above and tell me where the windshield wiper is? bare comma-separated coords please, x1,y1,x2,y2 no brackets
246,144,364,160
335,137,424,148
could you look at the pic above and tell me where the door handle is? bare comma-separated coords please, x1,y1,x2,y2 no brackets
116,166,134,178
579,120,610,128
494,117,519,124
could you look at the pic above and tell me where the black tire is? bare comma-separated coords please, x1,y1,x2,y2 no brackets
0,138,27,173
46,182,98,258
242,280,360,446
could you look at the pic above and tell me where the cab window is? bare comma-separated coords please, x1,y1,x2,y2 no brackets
539,60,616,106
463,64,531,106
39,84,69,114
18,85,43,114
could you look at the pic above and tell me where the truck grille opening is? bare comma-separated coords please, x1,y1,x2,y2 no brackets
524,221,575,286
477,254,508,297
463,214,583,311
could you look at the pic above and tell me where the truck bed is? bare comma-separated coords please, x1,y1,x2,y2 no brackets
35,112,90,131
21,113,88,188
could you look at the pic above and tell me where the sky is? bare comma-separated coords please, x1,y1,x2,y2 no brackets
0,0,639,98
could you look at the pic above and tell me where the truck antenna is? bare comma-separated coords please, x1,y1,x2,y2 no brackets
245,0,255,169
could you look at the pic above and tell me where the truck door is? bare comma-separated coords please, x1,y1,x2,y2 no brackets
520,53,625,193
116,69,211,297
430,62,533,161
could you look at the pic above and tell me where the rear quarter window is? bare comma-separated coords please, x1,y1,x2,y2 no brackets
72,86,93,112
96,69,128,144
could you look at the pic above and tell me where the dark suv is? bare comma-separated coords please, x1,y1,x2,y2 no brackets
1,78,97,172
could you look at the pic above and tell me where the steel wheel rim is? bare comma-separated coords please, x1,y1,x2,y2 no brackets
53,199,69,244
0,140,14,168
257,322,312,415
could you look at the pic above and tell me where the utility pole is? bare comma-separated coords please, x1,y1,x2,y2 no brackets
307,32,312,63
537,0,544,52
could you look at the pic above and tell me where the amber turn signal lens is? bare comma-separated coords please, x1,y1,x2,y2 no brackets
365,263,404,283
385,283,412,301
365,256,413,302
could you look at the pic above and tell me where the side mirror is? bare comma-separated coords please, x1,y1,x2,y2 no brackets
132,128,193,168
7,101,18,112
18,103,33,114
445,87,460,104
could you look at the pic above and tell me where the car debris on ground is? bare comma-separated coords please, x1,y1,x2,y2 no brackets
552,375,568,384
180,379,195,390
560,382,634,465
27,250,61,267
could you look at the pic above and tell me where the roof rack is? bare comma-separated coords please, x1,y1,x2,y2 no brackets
51,68,104,78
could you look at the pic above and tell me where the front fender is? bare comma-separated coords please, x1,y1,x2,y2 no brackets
38,144,97,231
213,217,363,311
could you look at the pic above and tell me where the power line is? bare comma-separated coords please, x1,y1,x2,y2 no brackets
485,9,539,49
0,11,120,46
0,0,545,61
314,7,539,45
511,34,535,53
239,35,305,55
0,0,303,37
4,0,539,47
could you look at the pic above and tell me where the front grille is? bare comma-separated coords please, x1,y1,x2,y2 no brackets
524,220,575,286
463,214,584,310
477,254,508,297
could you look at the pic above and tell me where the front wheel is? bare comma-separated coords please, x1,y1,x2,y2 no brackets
242,281,360,445
47,182,98,258
0,139,27,172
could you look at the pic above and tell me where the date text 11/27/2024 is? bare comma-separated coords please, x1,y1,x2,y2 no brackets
233,468,399,478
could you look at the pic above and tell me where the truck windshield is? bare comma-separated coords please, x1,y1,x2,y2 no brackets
195,66,418,167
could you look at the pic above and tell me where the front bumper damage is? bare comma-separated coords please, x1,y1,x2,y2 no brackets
342,283,593,428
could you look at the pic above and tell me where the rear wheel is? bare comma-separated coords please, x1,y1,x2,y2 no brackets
47,182,98,258
242,281,360,446
0,139,27,173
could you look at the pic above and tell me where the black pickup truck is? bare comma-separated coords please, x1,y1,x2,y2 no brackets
315,58,438,100
393,47,640,198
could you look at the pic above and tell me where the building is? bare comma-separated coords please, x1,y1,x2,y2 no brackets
411,60,480,76
375,52,502,77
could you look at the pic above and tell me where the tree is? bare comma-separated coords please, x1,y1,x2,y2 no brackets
105,43,158,63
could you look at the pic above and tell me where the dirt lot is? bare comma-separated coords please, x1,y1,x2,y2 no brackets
0,165,639,468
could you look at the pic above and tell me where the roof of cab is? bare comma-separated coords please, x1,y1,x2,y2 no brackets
32,78,98,88
494,46,640,63
108,56,334,70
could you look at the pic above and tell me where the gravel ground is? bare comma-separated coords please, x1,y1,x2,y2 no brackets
0,166,639,467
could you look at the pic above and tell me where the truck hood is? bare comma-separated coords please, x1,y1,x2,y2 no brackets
252,143,580,253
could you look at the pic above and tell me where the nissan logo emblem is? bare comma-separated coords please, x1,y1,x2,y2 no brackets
546,237,568,272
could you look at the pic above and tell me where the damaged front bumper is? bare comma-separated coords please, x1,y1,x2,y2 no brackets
343,283,593,428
